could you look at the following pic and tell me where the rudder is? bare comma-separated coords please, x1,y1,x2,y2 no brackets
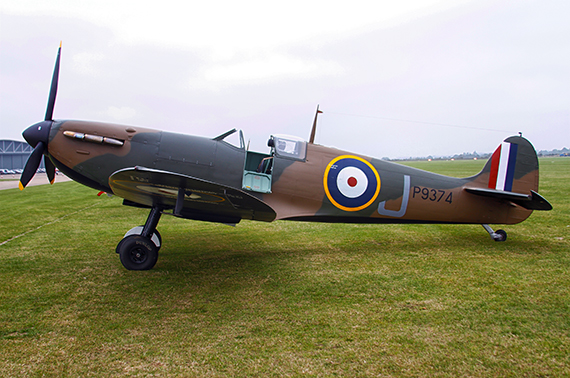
482,135,539,194
467,135,551,211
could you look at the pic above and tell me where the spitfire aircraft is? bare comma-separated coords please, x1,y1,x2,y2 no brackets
20,45,552,270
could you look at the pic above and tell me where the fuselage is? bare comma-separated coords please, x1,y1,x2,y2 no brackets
45,119,533,226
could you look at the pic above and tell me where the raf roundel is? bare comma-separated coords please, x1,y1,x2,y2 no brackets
323,155,381,211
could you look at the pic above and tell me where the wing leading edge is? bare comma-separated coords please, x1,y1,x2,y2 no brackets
109,167,276,223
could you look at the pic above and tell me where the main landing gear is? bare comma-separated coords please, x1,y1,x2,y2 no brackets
116,207,163,270
482,224,507,242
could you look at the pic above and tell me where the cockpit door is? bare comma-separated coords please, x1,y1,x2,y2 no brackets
242,151,273,193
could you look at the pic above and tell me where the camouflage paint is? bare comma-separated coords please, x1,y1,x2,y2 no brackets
42,119,548,226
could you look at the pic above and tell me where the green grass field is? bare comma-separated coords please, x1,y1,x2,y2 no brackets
1,158,568,377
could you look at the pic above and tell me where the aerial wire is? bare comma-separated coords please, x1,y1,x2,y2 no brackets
324,111,515,134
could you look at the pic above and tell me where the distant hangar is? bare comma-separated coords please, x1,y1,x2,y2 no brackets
0,140,45,171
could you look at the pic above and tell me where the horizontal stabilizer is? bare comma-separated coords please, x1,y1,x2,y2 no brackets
464,187,552,210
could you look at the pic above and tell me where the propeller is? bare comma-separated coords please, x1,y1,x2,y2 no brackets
19,43,61,190
19,142,46,189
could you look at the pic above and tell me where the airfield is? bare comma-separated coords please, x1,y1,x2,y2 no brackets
1,158,568,376
0,173,72,191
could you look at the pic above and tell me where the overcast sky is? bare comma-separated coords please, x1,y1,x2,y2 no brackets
1,0,568,159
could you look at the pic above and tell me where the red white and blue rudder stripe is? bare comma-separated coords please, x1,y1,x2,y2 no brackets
488,142,518,192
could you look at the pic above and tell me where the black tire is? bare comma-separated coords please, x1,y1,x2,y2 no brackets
118,235,159,270
115,237,127,254
494,229,507,242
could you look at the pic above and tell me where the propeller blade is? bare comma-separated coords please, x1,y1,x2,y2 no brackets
44,42,62,121
45,156,56,185
19,142,45,190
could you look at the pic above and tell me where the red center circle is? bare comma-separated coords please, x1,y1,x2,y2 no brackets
347,177,358,187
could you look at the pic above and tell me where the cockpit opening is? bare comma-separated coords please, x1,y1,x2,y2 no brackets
242,134,307,194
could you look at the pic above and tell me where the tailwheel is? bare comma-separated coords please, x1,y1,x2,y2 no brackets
118,235,158,270
493,229,507,242
482,224,508,242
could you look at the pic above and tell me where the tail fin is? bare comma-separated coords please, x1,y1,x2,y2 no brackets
465,136,552,211
486,135,538,194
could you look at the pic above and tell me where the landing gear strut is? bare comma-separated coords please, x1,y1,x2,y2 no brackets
117,207,163,270
482,224,507,242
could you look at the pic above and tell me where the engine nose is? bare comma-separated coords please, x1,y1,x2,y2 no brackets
23,121,52,148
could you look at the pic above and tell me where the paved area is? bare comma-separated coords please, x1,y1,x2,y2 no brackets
0,173,72,190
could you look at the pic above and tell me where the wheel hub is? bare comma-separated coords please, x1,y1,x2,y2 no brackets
131,247,147,263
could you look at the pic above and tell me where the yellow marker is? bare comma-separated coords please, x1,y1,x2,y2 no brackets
19,182,24,191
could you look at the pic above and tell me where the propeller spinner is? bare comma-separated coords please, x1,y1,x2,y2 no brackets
19,43,61,190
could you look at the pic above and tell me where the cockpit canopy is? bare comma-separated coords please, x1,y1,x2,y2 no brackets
269,135,307,161
213,129,307,161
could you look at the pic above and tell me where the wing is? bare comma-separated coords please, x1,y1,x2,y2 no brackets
109,167,276,223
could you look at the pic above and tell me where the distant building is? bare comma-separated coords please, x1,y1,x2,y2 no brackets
0,140,44,170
